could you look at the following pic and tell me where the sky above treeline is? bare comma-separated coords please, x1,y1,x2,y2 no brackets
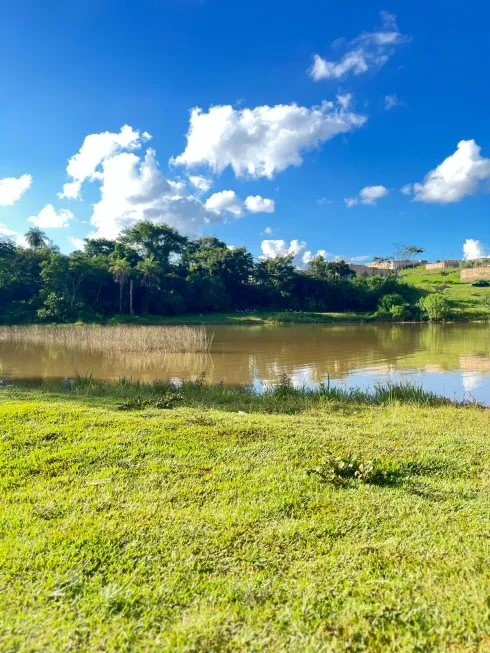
1,0,489,265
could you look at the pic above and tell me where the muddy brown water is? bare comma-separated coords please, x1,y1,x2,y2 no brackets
1,323,490,403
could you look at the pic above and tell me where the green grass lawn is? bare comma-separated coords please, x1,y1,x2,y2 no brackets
401,266,490,320
2,381,490,650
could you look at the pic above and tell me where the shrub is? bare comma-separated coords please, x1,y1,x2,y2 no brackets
378,293,406,312
419,294,449,321
389,304,410,321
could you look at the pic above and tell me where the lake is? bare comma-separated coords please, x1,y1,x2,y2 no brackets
1,323,490,403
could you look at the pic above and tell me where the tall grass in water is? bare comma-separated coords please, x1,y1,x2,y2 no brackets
0,324,213,354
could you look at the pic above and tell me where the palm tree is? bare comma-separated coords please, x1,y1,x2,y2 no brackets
25,227,47,249
136,255,161,289
136,256,161,314
109,257,131,314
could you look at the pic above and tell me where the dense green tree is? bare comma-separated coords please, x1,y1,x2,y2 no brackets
0,221,414,322
119,222,187,268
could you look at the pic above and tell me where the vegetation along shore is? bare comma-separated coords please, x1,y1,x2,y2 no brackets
2,377,490,650
3,223,490,326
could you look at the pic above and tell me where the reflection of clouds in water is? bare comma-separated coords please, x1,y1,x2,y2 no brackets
290,366,315,387
462,372,483,392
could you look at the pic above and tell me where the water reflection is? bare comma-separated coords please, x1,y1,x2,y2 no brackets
1,323,490,403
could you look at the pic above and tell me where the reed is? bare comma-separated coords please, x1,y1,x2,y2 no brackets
0,324,213,353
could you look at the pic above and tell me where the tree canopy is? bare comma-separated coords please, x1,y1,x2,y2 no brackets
0,222,406,323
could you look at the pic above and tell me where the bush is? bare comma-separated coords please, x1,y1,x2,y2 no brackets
419,294,449,321
378,293,406,312
389,304,410,321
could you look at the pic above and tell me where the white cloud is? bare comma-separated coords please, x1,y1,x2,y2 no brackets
344,197,358,208
69,237,85,250
463,238,488,260
205,190,243,217
302,249,328,265
59,125,147,199
412,140,490,204
90,147,222,239
245,195,275,213
317,197,333,205
309,12,409,81
261,239,330,268
359,185,389,205
260,239,307,267
188,175,213,193
0,222,18,238
28,204,73,228
263,226,273,235
310,51,368,81
0,174,32,206
345,185,389,207
64,125,281,240
400,183,413,195
172,99,366,179
58,181,82,200
384,94,401,110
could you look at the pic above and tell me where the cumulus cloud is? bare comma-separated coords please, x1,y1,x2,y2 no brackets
345,185,389,207
0,174,32,206
411,140,490,204
28,204,73,228
400,183,413,195
172,99,366,179
463,238,488,260
359,185,389,204
263,226,273,235
309,12,409,81
59,125,148,199
245,195,275,213
69,237,85,250
0,222,20,241
58,181,82,200
302,249,328,265
90,147,221,239
188,175,213,193
261,239,330,268
260,239,307,267
62,125,284,239
205,190,243,217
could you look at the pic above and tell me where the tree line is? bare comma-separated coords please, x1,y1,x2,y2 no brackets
0,223,408,323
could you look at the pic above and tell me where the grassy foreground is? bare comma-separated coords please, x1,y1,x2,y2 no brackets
2,381,490,651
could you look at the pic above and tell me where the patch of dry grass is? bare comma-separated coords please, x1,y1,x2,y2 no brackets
0,324,213,353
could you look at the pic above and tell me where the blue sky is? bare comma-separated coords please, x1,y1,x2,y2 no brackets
1,0,490,263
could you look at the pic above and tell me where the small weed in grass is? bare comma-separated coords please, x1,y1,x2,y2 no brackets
308,453,395,486
117,392,183,411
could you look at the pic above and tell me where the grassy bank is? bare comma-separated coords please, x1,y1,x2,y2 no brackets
103,310,374,326
2,380,490,650
401,266,490,320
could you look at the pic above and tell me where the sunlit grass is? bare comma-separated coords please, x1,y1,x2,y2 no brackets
1,381,490,650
